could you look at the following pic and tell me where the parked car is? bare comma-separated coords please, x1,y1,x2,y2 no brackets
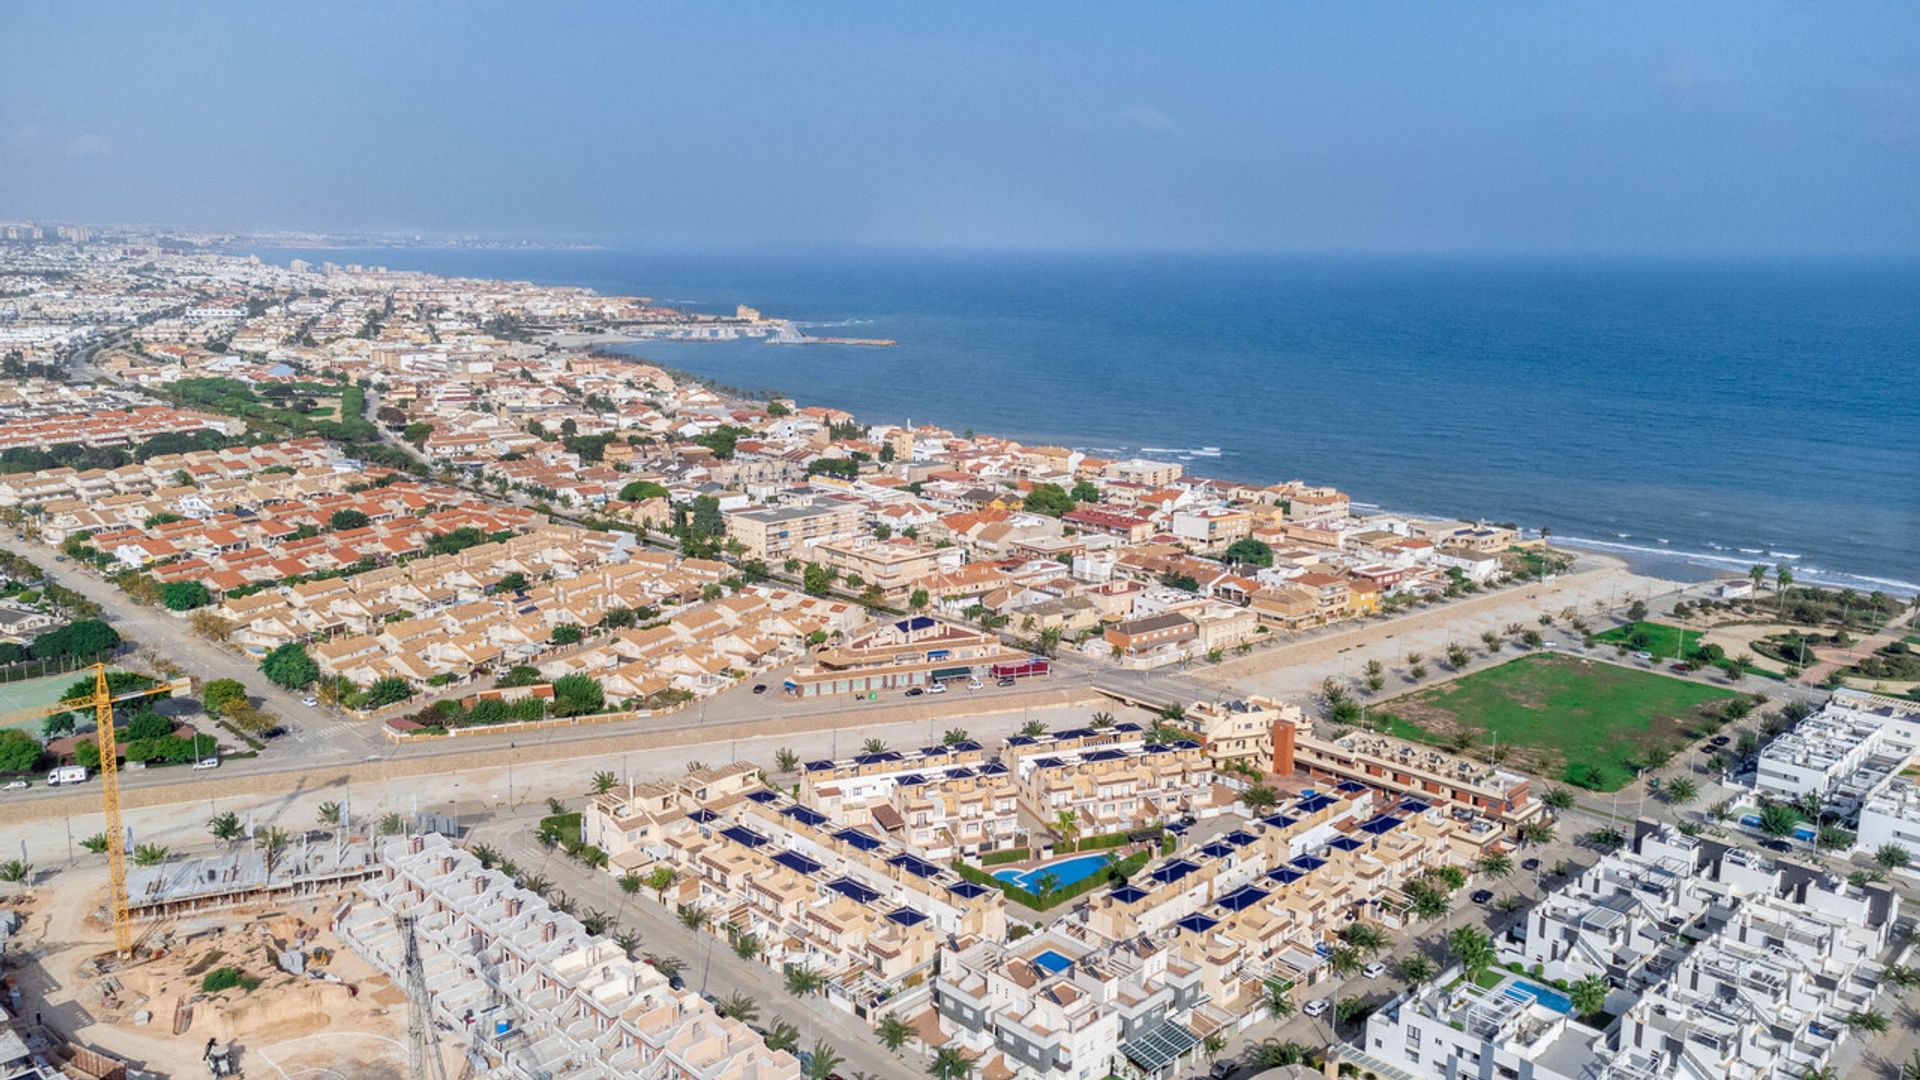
3,779,28,791
1471,888,1495,905
1543,640,1559,649
1521,858,1541,872
966,678,984,690
751,684,767,694
1208,1061,1238,1080
926,682,947,694
1709,735,1731,747
1302,998,1330,1018
904,688,924,698
193,757,220,770
996,676,1017,687
1669,662,1693,673
1362,961,1386,979
1634,651,1654,660
301,696,318,707
1760,839,1793,853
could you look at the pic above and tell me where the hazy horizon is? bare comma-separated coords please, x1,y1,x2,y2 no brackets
6,2,1918,256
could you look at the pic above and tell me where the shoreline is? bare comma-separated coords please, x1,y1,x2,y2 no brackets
589,338,1912,597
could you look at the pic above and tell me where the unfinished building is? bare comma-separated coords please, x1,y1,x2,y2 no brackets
336,834,799,1080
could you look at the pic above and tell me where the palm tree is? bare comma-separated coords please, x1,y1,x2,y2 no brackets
1263,981,1295,1021
0,860,31,897
132,843,170,867
804,1041,843,1080
1329,946,1362,976
1244,1040,1308,1068
775,747,799,772
317,801,341,826
1341,922,1389,957
784,965,824,997
1052,809,1080,849
1090,710,1115,729
1757,803,1800,839
1844,1007,1888,1034
717,993,759,1023
877,1013,915,1052
732,931,762,960
1881,963,1920,991
1397,955,1437,985
1020,719,1047,738
1570,975,1608,1019
619,871,642,897
861,738,889,755
762,1018,800,1054
79,833,108,856
1798,1067,1837,1080
929,1047,976,1080
1664,777,1698,806
208,811,243,847
613,929,641,957
943,727,971,745
1478,852,1513,879
1749,564,1767,592
675,903,709,930
1875,844,1911,870
1776,565,1793,613
647,953,685,980
590,770,618,794
1334,996,1372,1031
1447,926,1495,983
1409,884,1450,921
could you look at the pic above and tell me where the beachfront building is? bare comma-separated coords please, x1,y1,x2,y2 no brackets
337,834,799,1080
1753,690,1920,803
783,614,1025,698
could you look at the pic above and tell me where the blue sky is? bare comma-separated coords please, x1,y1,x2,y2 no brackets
4,2,1917,253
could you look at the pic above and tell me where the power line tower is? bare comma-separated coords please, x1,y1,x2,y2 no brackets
399,913,450,1080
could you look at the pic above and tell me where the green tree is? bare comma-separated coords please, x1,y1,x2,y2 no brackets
877,1013,915,1052
590,770,618,794
930,1047,976,1080
208,811,243,846
762,1019,800,1055
803,1041,843,1080
160,580,213,611
551,674,604,717
201,678,247,719
1334,996,1372,1030
0,730,46,773
1263,981,1295,1021
775,747,799,772
1478,852,1513,879
1663,777,1697,806
132,843,171,867
0,859,31,896
328,509,370,531
551,623,584,646
646,865,676,901
1222,538,1274,567
1845,1007,1889,1034
784,965,824,996
618,479,670,502
1875,844,1911,870
363,676,413,708
1447,926,1495,983
261,643,319,690
402,421,435,446
1397,955,1437,985
1570,974,1608,1020
1757,803,1800,839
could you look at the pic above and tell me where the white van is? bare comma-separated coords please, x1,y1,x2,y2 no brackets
46,765,89,786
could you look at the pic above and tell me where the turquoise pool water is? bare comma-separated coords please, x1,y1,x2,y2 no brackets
1506,979,1573,1014
992,853,1114,892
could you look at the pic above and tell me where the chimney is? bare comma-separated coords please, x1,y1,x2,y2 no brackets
472,875,485,897
541,919,557,943
439,856,456,877
409,836,425,855
506,897,522,918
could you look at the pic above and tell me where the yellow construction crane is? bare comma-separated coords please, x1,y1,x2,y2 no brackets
32,663,172,958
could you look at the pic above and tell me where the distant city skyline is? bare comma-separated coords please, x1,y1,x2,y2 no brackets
4,2,1918,255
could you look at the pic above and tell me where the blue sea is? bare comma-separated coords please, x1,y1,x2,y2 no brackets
241,247,1920,592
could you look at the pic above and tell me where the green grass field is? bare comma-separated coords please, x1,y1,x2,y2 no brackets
1380,653,1738,792
1591,621,1703,659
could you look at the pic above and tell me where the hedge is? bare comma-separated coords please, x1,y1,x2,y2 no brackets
953,849,1153,911
980,848,1030,866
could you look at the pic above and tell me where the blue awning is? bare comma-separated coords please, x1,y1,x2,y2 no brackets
834,828,884,852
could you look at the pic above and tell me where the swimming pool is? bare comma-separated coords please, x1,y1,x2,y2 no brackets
1031,949,1073,974
1505,979,1573,1015
992,853,1115,892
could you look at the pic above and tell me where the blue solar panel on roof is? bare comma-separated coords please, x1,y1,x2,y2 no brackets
1144,743,1171,754
920,745,947,757
894,773,927,786
687,808,719,823
1336,781,1367,793
772,850,823,875
1266,868,1303,884
745,790,778,803
1225,831,1256,846
1151,860,1199,884
951,740,983,752
783,805,830,827
1173,739,1201,750
1261,814,1298,829
896,616,935,631
1359,815,1404,835
1033,757,1063,768
890,853,942,878
946,767,975,780
1217,885,1270,911
1295,794,1336,813
1177,914,1218,933
887,907,929,927
1109,885,1150,903
1200,843,1235,859
1006,736,1035,746
1055,728,1093,739
979,762,1009,775
948,881,990,899
1290,855,1327,872
1399,799,1431,814
805,760,834,772
1082,749,1126,763
834,829,885,851
720,826,767,848
826,877,882,904
1113,722,1142,732
1327,836,1364,852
